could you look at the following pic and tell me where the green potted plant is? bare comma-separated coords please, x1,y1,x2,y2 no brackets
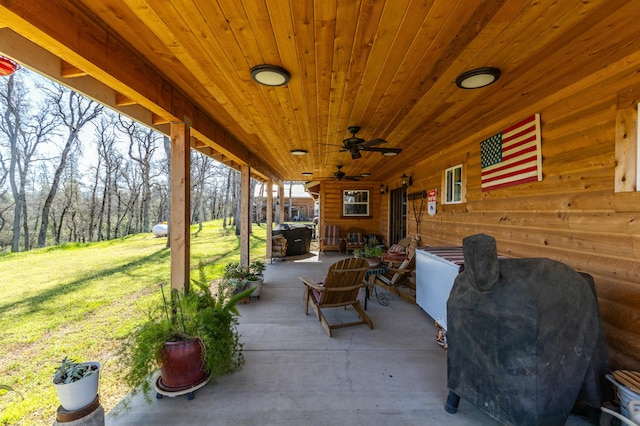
122,263,253,399
364,245,383,259
249,259,266,275
224,261,265,300
52,357,100,411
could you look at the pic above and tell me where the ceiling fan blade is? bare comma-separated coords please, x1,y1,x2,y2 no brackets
361,147,402,155
350,149,362,160
345,176,361,180
360,138,386,148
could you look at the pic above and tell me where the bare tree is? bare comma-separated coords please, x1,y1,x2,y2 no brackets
0,74,27,252
222,168,232,229
51,156,82,244
0,150,11,246
86,118,110,241
191,151,216,234
117,159,141,235
162,135,170,248
254,183,264,224
0,71,250,249
96,119,123,241
37,84,103,248
117,117,162,233
0,73,59,251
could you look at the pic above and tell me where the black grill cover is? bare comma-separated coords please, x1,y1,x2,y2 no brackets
272,226,312,256
447,234,610,426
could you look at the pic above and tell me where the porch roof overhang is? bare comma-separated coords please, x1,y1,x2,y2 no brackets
1,1,639,185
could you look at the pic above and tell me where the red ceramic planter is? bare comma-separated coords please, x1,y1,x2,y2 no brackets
159,338,206,390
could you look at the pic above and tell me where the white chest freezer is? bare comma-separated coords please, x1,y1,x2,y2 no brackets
415,247,465,331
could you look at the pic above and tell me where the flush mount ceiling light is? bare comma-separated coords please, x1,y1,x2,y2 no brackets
382,151,399,156
290,149,307,156
455,67,501,89
302,172,313,177
360,173,370,177
250,64,290,86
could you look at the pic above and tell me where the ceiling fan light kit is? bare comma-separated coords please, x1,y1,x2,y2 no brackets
250,64,290,86
455,67,501,89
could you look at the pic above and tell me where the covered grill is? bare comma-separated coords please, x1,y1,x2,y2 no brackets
445,234,611,425
272,225,313,257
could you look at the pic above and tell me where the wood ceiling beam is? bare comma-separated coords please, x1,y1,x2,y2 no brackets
115,92,136,106
0,0,284,183
0,28,170,135
60,60,87,78
152,114,170,125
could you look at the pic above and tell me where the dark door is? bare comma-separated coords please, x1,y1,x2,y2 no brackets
390,187,407,244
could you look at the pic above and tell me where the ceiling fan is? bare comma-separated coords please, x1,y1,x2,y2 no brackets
332,165,362,181
340,126,402,160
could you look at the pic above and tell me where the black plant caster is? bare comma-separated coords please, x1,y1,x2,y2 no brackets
154,373,210,400
155,392,193,400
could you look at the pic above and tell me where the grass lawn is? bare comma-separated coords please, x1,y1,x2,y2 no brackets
0,220,267,425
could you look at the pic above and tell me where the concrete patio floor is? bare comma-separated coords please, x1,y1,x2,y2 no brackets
105,251,594,426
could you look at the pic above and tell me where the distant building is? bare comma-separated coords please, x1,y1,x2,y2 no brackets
254,183,317,222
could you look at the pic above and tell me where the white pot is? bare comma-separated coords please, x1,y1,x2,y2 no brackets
248,278,264,298
53,362,100,411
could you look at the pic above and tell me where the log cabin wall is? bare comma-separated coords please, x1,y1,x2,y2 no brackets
320,180,383,242
402,68,640,371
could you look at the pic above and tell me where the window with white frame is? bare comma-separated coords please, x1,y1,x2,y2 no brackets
444,164,463,204
343,190,369,216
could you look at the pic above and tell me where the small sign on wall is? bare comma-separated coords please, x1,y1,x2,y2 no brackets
428,189,438,216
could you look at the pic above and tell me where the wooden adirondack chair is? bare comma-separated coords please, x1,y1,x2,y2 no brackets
344,227,365,254
299,257,372,336
374,256,416,303
320,224,343,254
382,236,411,262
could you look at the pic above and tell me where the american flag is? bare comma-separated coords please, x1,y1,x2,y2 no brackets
480,114,542,191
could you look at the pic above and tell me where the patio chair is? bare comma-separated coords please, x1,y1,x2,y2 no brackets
345,227,365,254
320,224,342,254
299,257,372,336
382,236,411,262
374,256,416,303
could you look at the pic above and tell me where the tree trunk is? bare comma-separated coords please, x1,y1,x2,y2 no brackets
222,168,232,228
163,135,171,248
38,87,102,247
2,75,23,252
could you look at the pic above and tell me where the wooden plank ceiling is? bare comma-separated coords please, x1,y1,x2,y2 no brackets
2,0,640,183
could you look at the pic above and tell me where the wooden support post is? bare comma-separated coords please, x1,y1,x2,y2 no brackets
240,164,250,267
170,122,190,292
266,180,273,263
